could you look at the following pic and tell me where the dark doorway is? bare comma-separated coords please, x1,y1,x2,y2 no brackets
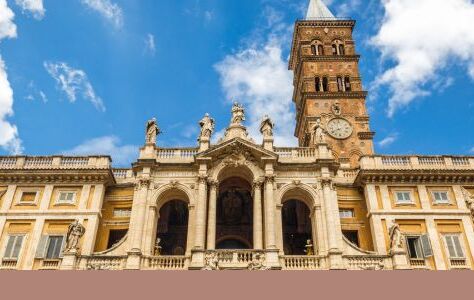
282,200,312,255
156,200,189,255
216,239,249,249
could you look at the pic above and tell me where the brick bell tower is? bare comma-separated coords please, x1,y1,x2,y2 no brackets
289,0,374,167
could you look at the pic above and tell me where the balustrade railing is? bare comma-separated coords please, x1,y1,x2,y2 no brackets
0,259,17,270
82,256,127,270
449,258,469,269
40,259,61,270
344,255,389,270
0,156,111,169
143,256,188,270
409,259,427,269
274,147,317,162
361,156,474,170
280,255,322,270
112,168,130,179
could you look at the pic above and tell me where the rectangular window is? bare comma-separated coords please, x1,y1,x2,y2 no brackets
432,191,450,204
339,209,355,219
406,236,424,259
444,235,465,259
45,236,64,259
395,191,413,204
20,191,37,203
113,208,132,218
56,191,76,205
3,235,25,260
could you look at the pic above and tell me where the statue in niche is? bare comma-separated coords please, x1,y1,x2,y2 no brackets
231,102,245,125
259,115,274,138
248,253,269,271
154,238,162,256
462,188,474,221
199,113,215,139
304,239,314,256
388,220,405,253
203,252,219,270
331,102,342,116
145,117,161,145
65,219,86,252
222,189,243,225
312,118,326,145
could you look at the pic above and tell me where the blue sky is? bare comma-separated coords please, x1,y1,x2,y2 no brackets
0,0,473,166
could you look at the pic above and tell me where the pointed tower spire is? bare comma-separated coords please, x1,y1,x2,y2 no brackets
306,0,336,20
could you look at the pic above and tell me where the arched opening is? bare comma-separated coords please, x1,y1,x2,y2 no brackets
156,200,189,255
216,176,253,249
282,200,312,255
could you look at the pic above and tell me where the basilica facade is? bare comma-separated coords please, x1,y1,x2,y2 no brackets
1,0,474,271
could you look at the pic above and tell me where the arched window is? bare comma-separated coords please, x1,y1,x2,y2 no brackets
337,76,344,92
315,77,321,92
282,200,312,255
322,77,329,92
339,44,345,56
310,41,324,56
332,40,345,56
344,76,351,91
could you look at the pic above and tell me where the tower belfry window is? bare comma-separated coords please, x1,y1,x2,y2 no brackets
322,77,329,92
344,77,351,91
339,44,345,55
337,76,344,92
315,77,321,92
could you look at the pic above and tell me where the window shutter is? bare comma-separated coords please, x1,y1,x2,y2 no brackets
35,235,48,259
59,235,66,258
420,234,433,257
445,235,456,258
12,235,24,259
452,236,465,258
4,235,16,258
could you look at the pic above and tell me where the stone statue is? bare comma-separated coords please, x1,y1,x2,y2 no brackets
331,102,342,116
462,188,474,221
312,118,326,144
259,115,274,138
145,118,161,145
65,219,86,252
203,252,219,270
199,113,215,139
388,220,405,253
154,238,162,256
304,239,314,256
231,102,245,125
248,252,269,271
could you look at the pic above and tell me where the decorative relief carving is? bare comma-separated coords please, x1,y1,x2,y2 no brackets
136,178,151,190
462,187,474,221
247,252,269,271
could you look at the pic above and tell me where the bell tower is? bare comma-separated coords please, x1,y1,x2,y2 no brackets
289,0,374,167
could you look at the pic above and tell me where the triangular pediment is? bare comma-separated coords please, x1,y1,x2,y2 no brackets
197,138,277,163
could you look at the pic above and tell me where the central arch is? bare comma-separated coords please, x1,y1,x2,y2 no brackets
215,176,253,249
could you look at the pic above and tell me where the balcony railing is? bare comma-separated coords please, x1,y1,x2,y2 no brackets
155,148,199,163
80,256,127,270
274,147,318,163
409,259,428,269
344,255,390,270
360,156,474,170
39,259,61,270
449,258,469,269
112,168,132,179
0,156,111,170
280,255,323,270
0,259,17,270
142,256,188,270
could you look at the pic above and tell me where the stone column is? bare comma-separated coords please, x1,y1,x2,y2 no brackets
190,173,208,269
253,179,264,249
263,173,279,268
126,177,150,269
206,180,218,250
321,178,343,269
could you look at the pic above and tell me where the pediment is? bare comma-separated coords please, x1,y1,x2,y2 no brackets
197,138,277,163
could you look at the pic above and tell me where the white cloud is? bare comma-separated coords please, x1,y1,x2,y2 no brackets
0,0,22,154
470,147,474,154
44,61,105,111
0,0,17,40
215,6,296,146
14,0,45,19
371,0,474,116
377,133,398,148
63,136,137,167
80,0,123,28
144,33,156,56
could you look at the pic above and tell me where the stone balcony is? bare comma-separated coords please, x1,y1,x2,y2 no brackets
360,155,474,170
0,156,112,170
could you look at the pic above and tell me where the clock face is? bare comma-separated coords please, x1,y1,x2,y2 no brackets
327,118,353,139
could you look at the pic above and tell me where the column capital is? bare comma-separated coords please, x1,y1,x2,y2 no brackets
135,177,151,191
253,177,265,188
265,174,276,183
207,179,219,188
197,175,208,184
320,178,333,189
